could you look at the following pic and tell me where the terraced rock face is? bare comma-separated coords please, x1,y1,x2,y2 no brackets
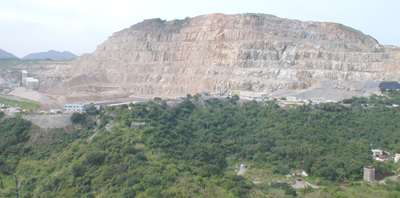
46,13,400,100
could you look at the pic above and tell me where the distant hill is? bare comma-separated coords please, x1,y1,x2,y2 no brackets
21,50,76,60
0,48,18,59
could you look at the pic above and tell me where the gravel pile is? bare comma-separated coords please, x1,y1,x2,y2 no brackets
8,87,60,110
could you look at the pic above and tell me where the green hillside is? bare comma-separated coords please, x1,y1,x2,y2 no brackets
1,92,400,197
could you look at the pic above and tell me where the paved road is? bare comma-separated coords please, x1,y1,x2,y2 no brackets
378,173,400,184
291,177,321,189
291,178,308,189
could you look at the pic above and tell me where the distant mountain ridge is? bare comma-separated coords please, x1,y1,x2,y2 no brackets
0,48,18,59
22,50,76,60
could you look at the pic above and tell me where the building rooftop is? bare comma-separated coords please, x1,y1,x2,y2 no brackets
379,81,400,89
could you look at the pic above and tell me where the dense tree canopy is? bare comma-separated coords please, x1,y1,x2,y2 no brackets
1,94,400,197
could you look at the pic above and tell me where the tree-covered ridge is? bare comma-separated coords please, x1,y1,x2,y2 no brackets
1,96,400,197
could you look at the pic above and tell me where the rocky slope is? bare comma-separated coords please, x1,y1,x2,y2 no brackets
43,13,400,100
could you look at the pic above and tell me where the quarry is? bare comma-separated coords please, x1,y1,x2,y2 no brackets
0,13,399,112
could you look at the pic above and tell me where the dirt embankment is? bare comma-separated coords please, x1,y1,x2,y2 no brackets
8,87,61,110
22,114,73,129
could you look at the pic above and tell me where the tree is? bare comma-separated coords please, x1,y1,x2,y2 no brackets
85,151,106,166
154,97,162,102
232,94,240,100
70,113,85,124
85,106,99,115
120,188,136,197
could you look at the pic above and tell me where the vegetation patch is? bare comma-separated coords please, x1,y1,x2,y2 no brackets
0,58,73,68
245,13,279,18
1,92,400,196
0,98,39,110
341,24,365,36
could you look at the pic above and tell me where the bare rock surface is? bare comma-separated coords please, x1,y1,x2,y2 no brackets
276,81,383,101
22,114,73,129
37,13,400,102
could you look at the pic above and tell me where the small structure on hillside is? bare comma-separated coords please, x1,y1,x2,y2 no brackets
371,149,383,157
131,122,145,129
293,170,308,177
371,149,392,162
364,166,375,182
237,164,248,176
394,153,400,163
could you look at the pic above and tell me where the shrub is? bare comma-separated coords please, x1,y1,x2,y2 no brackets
85,151,106,166
85,106,99,115
120,188,136,197
71,113,86,124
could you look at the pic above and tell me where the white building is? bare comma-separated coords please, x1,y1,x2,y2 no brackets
63,104,86,112
394,153,400,163
22,77,39,88
371,149,383,157
311,98,326,103
50,109,63,114
21,70,28,79
286,96,297,101
239,91,268,99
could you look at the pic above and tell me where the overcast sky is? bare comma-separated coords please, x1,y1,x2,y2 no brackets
1,0,399,58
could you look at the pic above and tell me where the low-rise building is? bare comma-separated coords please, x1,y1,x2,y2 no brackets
239,91,268,99
363,166,375,182
286,96,297,101
64,104,86,112
50,109,63,114
371,149,383,157
311,98,326,103
379,81,400,90
394,153,400,163
22,77,39,88
21,70,28,79
2,80,11,89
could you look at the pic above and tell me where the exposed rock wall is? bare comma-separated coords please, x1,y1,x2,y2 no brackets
47,13,400,99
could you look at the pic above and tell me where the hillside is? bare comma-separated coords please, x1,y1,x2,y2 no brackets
21,50,76,60
39,13,400,102
2,95,400,197
0,48,18,59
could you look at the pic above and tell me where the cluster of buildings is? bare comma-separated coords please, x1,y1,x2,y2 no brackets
62,101,143,113
0,77,20,92
0,70,40,93
215,90,333,106
21,70,39,88
371,149,395,162
363,149,400,182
